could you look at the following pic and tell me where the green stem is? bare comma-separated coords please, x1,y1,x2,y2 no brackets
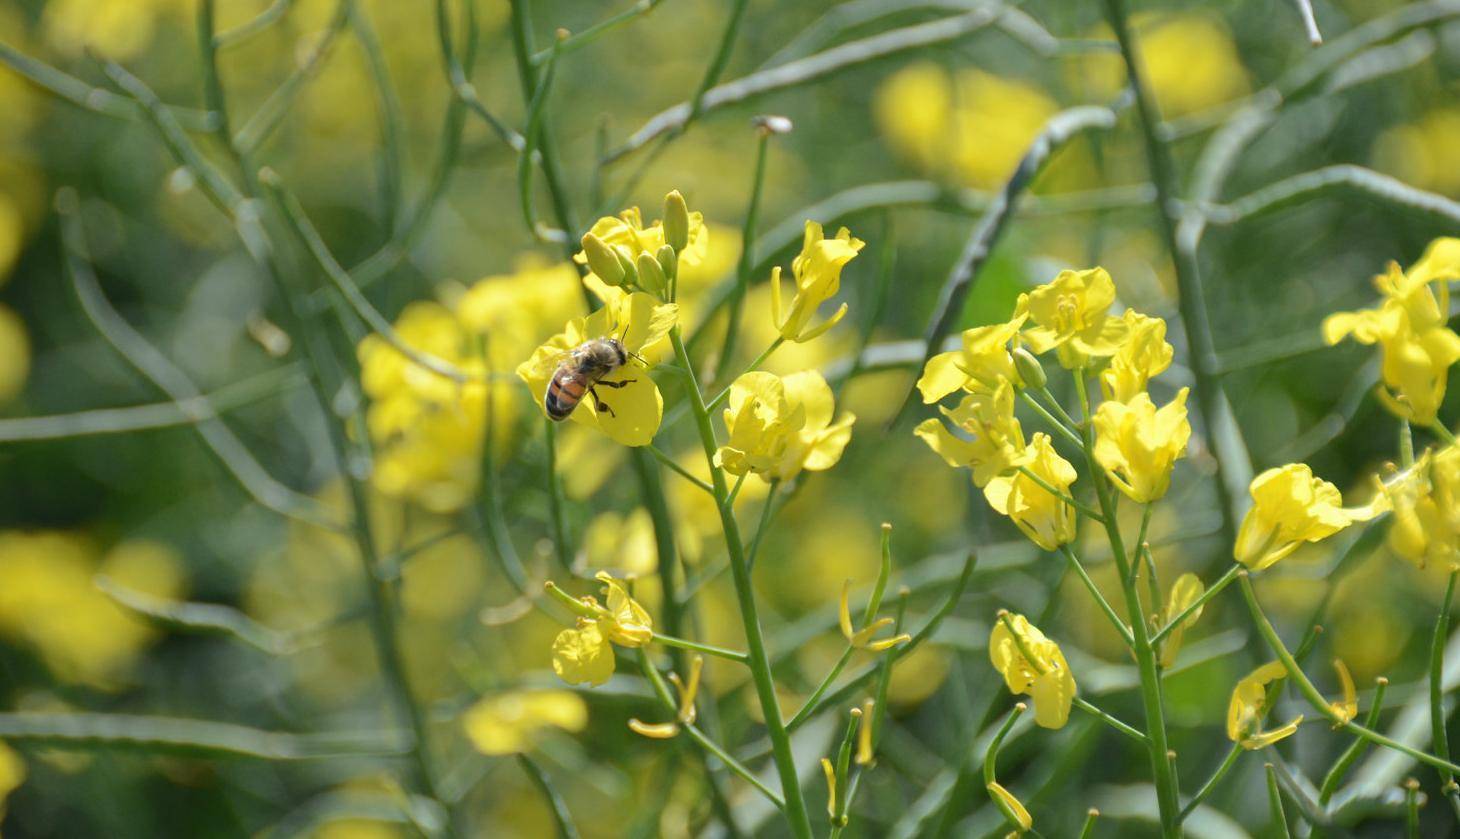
528,0,664,64
787,647,855,732
714,128,773,385
645,443,714,494
517,755,581,839
669,326,814,839
1058,546,1133,647
1431,571,1457,787
1265,763,1292,839
1071,697,1148,745
1240,572,1460,775
744,479,781,574
1073,373,1181,837
706,338,784,412
1179,747,1241,821
543,418,573,571
1432,422,1458,446
1019,466,1105,521
1401,419,1416,467
1318,677,1389,806
1019,390,1085,449
1152,565,1240,644
654,633,749,664
1136,506,1161,623
983,704,1028,832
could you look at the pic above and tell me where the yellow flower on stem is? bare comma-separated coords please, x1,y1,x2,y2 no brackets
915,379,1028,488
1158,572,1205,669
517,291,678,447
1381,447,1460,570
715,370,855,481
1092,388,1191,503
1099,310,1173,403
1227,661,1303,749
576,195,708,289
462,690,588,755
983,433,1078,551
1016,267,1129,369
1323,237,1460,425
838,581,910,651
916,315,1028,403
1233,463,1385,571
545,572,654,686
770,221,864,342
989,612,1076,729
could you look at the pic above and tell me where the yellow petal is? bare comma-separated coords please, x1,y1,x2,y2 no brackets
987,781,1033,831
1330,659,1357,725
919,351,971,403
1240,716,1303,750
628,719,681,739
551,623,615,686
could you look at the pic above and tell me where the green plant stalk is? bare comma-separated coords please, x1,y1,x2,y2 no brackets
1434,422,1458,446
542,418,573,571
1431,571,1457,788
669,326,814,839
1240,573,1460,775
1018,389,1085,449
1079,809,1100,839
1266,764,1292,839
714,129,773,385
787,647,856,732
653,634,748,663
1318,677,1389,805
517,754,581,839
744,479,782,574
1407,781,1420,838
1136,505,1162,622
1021,467,1105,521
1074,374,1181,837
1152,565,1240,644
706,338,784,412
1401,420,1416,468
1058,546,1133,647
644,444,714,494
1179,747,1241,821
529,0,663,64
983,704,1028,832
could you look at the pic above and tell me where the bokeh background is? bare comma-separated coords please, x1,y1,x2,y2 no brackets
0,0,1458,836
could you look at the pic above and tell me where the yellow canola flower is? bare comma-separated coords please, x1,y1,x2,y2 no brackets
838,581,910,652
1016,267,1129,369
0,739,24,822
1227,661,1303,749
983,433,1077,552
0,304,30,403
1092,388,1191,503
462,690,588,755
916,315,1028,404
1323,237,1460,425
986,781,1033,833
548,572,653,686
576,200,709,284
1234,463,1386,571
43,0,187,60
770,222,864,342
989,612,1076,729
1075,13,1249,119
915,379,1028,488
1158,573,1205,669
517,291,678,447
1380,447,1460,570
1373,108,1460,198
1099,310,1173,403
582,507,658,577
715,370,855,482
873,63,1057,189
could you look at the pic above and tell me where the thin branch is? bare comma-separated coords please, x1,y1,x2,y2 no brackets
214,0,297,48
0,41,215,130
1206,164,1460,228
234,0,351,154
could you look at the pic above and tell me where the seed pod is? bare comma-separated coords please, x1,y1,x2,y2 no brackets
663,190,690,253
1013,347,1047,389
581,233,625,285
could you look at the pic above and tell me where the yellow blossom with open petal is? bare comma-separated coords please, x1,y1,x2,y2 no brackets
1234,463,1386,571
1227,661,1303,749
551,620,616,687
547,572,655,686
575,202,708,282
1158,573,1205,668
916,315,1029,403
462,690,588,755
1099,310,1173,403
770,221,864,342
1093,388,1191,503
1017,267,1129,369
983,434,1077,551
517,291,678,447
916,379,1028,488
716,370,855,481
989,612,1076,729
1381,447,1460,570
1324,237,1460,424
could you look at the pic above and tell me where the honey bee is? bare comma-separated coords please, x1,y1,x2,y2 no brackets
545,336,639,420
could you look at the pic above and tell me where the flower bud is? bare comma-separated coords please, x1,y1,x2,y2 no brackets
655,243,677,283
581,233,625,286
635,252,667,296
613,245,639,287
1013,347,1047,390
663,190,689,253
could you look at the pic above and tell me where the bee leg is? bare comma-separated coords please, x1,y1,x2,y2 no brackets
589,386,617,418
597,379,633,388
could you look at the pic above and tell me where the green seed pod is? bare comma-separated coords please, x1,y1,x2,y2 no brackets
581,233,625,286
1013,347,1047,389
655,243,677,283
636,251,667,296
663,190,690,253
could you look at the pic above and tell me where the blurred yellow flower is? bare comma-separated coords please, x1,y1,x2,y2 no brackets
1374,108,1460,198
715,370,855,481
1076,13,1249,118
770,222,864,342
915,379,1027,488
0,533,185,688
462,690,588,755
517,291,677,447
1234,463,1385,571
1381,447,1460,570
0,194,22,281
582,507,658,577
1017,267,1129,369
874,64,1057,189
0,304,30,402
989,612,1076,729
547,572,653,686
1099,311,1173,403
916,316,1028,403
984,433,1077,551
1158,572,1204,669
1092,388,1191,503
0,739,24,821
1324,237,1460,425
43,0,187,59
456,256,584,374
1227,661,1302,749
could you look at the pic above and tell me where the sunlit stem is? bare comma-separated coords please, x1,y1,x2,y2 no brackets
1265,763,1292,838
1153,565,1240,644
1019,388,1084,449
1430,571,1458,788
1400,419,1416,468
1318,676,1389,805
1432,421,1458,446
653,633,749,664
1058,546,1133,647
645,443,714,495
983,703,1028,833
